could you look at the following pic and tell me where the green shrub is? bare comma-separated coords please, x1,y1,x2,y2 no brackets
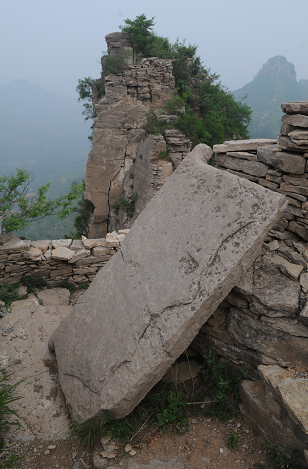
157,390,188,433
259,439,304,469
165,95,186,115
0,366,22,468
0,283,25,306
104,50,133,75
226,431,240,450
200,347,249,419
22,276,47,294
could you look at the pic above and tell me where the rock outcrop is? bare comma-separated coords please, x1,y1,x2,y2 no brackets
52,144,286,422
85,32,191,238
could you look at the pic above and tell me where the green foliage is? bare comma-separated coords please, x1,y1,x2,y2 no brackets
104,50,133,75
226,431,240,450
121,14,252,146
22,276,47,294
0,169,83,234
156,390,188,433
144,110,174,135
158,150,174,167
201,347,249,419
165,95,186,115
112,192,137,218
0,366,22,468
76,77,96,142
0,283,26,306
66,180,94,239
259,439,304,469
120,14,155,56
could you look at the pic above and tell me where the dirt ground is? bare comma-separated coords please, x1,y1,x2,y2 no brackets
3,414,273,469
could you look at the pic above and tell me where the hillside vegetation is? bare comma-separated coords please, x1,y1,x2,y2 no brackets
118,14,252,147
233,56,308,139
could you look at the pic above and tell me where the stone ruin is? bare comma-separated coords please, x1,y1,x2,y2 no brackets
85,32,192,238
1,29,308,465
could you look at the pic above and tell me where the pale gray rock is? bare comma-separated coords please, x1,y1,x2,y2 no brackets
281,101,308,115
163,360,200,384
278,134,308,152
281,113,308,128
51,246,75,261
213,138,276,153
228,309,308,367
68,249,91,263
70,240,85,251
215,154,268,177
31,240,51,253
1,299,72,441
251,262,300,317
52,144,287,422
257,145,306,174
37,288,70,306
0,237,30,253
0,232,14,245
51,239,72,249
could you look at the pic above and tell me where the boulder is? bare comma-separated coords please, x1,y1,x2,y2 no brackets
52,144,287,422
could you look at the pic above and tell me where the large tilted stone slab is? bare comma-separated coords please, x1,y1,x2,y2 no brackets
52,144,287,422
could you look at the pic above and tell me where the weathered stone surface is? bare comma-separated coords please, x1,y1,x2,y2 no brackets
51,239,72,249
163,360,200,384
281,101,308,115
0,237,30,253
278,378,308,433
288,221,308,241
215,154,268,177
226,151,258,161
251,261,300,317
23,247,42,260
0,232,14,245
281,113,308,128
37,288,70,306
70,239,85,251
213,139,276,153
82,237,97,249
228,310,308,367
278,134,308,152
239,380,308,459
51,246,75,261
68,248,90,263
270,253,303,280
289,129,308,141
1,299,72,441
31,239,51,253
257,145,306,174
53,144,287,422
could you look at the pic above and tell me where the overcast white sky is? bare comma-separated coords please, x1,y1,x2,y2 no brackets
1,0,307,98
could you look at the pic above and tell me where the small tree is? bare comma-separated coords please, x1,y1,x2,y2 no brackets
0,168,83,234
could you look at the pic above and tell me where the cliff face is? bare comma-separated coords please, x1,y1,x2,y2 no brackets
84,33,190,238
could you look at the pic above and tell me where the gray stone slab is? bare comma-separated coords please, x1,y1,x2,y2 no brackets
215,153,269,177
257,145,306,174
0,237,30,253
52,144,287,422
281,113,308,128
281,101,308,115
213,138,276,153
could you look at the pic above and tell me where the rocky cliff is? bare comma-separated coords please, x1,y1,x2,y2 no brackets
84,32,191,238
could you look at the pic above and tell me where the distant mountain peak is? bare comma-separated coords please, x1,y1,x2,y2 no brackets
256,56,296,81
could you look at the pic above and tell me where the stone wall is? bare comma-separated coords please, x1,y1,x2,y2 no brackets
0,231,125,286
85,32,191,238
189,102,308,465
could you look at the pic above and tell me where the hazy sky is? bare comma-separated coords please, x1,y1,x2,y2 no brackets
1,0,307,98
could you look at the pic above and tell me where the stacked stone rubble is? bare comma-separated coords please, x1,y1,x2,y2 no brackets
192,102,308,464
0,231,127,286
